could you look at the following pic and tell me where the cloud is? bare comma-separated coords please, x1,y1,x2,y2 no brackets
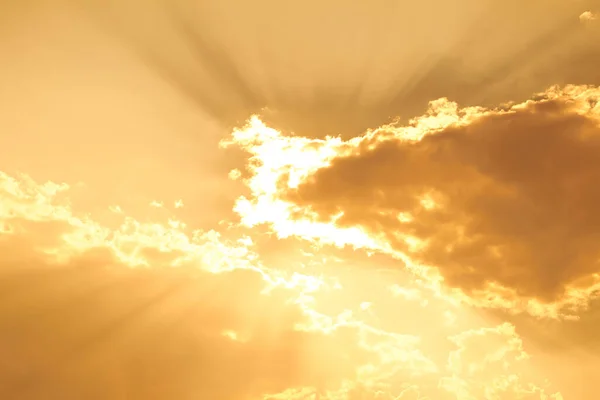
290,85,600,307
226,84,600,317
270,321,562,399
0,169,564,399
0,171,316,399
580,11,597,23
439,323,562,400
0,169,451,400
2,2,597,397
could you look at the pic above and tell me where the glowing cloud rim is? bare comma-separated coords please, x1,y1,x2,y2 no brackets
222,84,600,320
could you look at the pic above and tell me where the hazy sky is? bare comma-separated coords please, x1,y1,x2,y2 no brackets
1,1,599,399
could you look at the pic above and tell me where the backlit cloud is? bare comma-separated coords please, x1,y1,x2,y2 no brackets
0,171,365,398
439,323,561,400
3,1,598,398
226,85,600,318
580,11,597,22
0,169,559,399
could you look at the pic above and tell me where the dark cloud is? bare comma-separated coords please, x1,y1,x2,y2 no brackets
283,89,600,303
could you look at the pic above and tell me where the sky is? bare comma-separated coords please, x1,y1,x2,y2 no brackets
0,0,599,399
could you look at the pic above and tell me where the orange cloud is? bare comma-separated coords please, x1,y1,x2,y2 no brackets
2,2,597,397
0,170,353,398
580,11,597,23
0,168,565,399
440,323,562,400
226,85,600,318
0,170,443,399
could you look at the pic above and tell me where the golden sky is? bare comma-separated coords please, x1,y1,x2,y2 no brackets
1,1,599,399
